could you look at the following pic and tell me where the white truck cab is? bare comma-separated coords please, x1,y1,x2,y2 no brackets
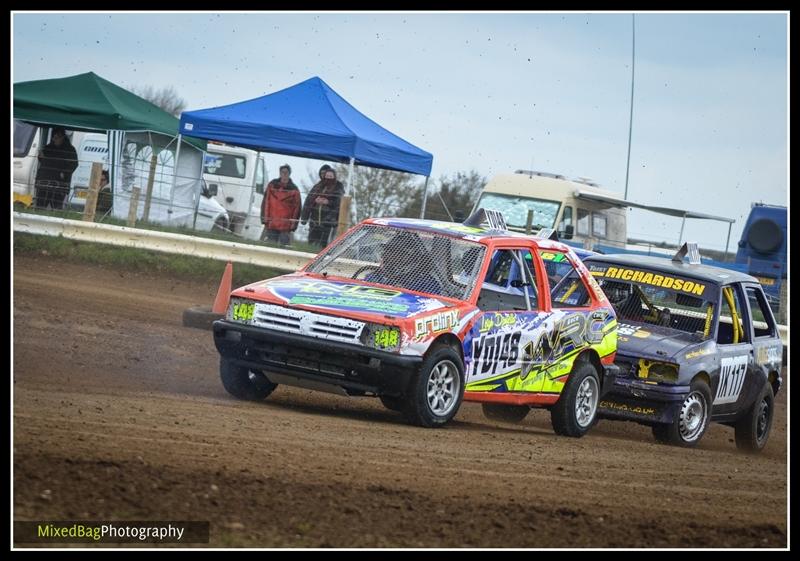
202,143,268,240
474,170,628,249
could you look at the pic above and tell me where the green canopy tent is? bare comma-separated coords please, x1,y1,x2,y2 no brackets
14,72,207,226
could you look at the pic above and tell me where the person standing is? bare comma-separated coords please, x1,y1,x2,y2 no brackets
34,127,78,210
301,167,345,249
261,164,302,246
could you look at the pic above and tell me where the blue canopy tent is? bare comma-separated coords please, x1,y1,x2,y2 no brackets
178,76,434,219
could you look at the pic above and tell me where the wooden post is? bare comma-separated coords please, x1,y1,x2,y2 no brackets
336,195,352,238
524,209,534,235
141,153,158,223
82,162,104,222
127,187,141,227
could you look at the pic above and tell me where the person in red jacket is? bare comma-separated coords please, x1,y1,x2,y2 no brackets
261,164,302,246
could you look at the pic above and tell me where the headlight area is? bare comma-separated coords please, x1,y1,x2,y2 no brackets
361,323,401,352
637,359,679,383
228,297,256,323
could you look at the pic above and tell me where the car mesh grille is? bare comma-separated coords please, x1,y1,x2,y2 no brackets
251,303,365,343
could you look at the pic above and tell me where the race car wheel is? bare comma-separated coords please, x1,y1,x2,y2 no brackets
550,361,600,437
403,345,464,428
481,403,530,424
379,395,405,412
734,381,774,453
652,380,712,447
220,357,277,401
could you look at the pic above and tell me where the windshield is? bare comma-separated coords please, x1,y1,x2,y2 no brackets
588,262,717,340
306,224,486,300
476,192,561,230
204,152,246,178
14,120,37,158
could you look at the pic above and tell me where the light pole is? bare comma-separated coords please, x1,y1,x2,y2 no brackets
624,13,636,201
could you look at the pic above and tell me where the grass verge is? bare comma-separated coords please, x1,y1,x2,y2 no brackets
14,233,285,286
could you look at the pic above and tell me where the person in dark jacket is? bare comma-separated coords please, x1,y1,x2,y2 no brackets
301,166,345,249
261,164,302,246
34,127,78,210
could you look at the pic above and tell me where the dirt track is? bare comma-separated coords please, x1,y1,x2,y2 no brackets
13,254,788,547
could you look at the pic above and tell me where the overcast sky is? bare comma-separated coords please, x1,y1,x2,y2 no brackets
12,11,788,252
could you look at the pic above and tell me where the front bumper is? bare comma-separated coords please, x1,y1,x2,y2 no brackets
598,372,690,424
213,320,422,396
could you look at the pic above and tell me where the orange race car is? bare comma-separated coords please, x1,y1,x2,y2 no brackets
213,210,619,435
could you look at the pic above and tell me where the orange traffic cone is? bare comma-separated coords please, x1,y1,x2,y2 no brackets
212,261,233,313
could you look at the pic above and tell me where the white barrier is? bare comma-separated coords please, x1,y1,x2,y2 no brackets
13,212,315,272
13,212,787,348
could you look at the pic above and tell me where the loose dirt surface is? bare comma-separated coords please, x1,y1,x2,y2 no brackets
13,254,788,548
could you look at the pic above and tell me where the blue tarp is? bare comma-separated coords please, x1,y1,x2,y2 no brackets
179,77,433,176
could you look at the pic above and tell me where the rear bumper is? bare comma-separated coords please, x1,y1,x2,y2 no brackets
213,320,422,396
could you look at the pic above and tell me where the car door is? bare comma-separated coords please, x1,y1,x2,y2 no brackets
465,246,555,393
712,283,755,417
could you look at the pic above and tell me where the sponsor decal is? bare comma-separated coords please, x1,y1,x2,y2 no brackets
539,251,569,262
478,312,518,333
414,310,459,338
591,266,707,296
289,295,409,314
618,323,650,338
685,347,713,360
714,355,748,405
297,282,402,300
520,314,586,379
755,345,781,365
599,400,657,417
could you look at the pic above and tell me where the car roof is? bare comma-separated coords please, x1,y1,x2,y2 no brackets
584,253,759,285
363,217,573,252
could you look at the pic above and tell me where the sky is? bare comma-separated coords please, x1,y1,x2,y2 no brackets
12,11,788,253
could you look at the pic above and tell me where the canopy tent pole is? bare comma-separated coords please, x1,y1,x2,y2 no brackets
170,133,183,222
419,176,430,219
724,222,733,262
678,213,687,246
348,157,357,223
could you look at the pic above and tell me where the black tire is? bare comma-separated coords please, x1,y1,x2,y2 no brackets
402,345,465,428
379,395,405,412
734,382,774,453
651,379,712,447
213,217,229,233
219,357,277,401
183,305,224,330
482,403,530,424
550,361,601,437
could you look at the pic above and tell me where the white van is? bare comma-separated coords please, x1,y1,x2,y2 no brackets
474,170,628,249
202,143,268,240
13,121,229,233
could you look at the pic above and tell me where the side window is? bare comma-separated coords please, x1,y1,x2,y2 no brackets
718,285,748,344
558,205,573,233
541,250,592,308
746,286,776,338
484,249,515,286
592,212,607,239
477,249,533,312
255,159,265,194
577,208,590,236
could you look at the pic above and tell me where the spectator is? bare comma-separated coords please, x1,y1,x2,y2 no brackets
96,169,113,214
261,164,302,246
34,127,78,210
301,167,344,249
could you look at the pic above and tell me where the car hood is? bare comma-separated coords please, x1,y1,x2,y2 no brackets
231,273,458,320
616,321,707,362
